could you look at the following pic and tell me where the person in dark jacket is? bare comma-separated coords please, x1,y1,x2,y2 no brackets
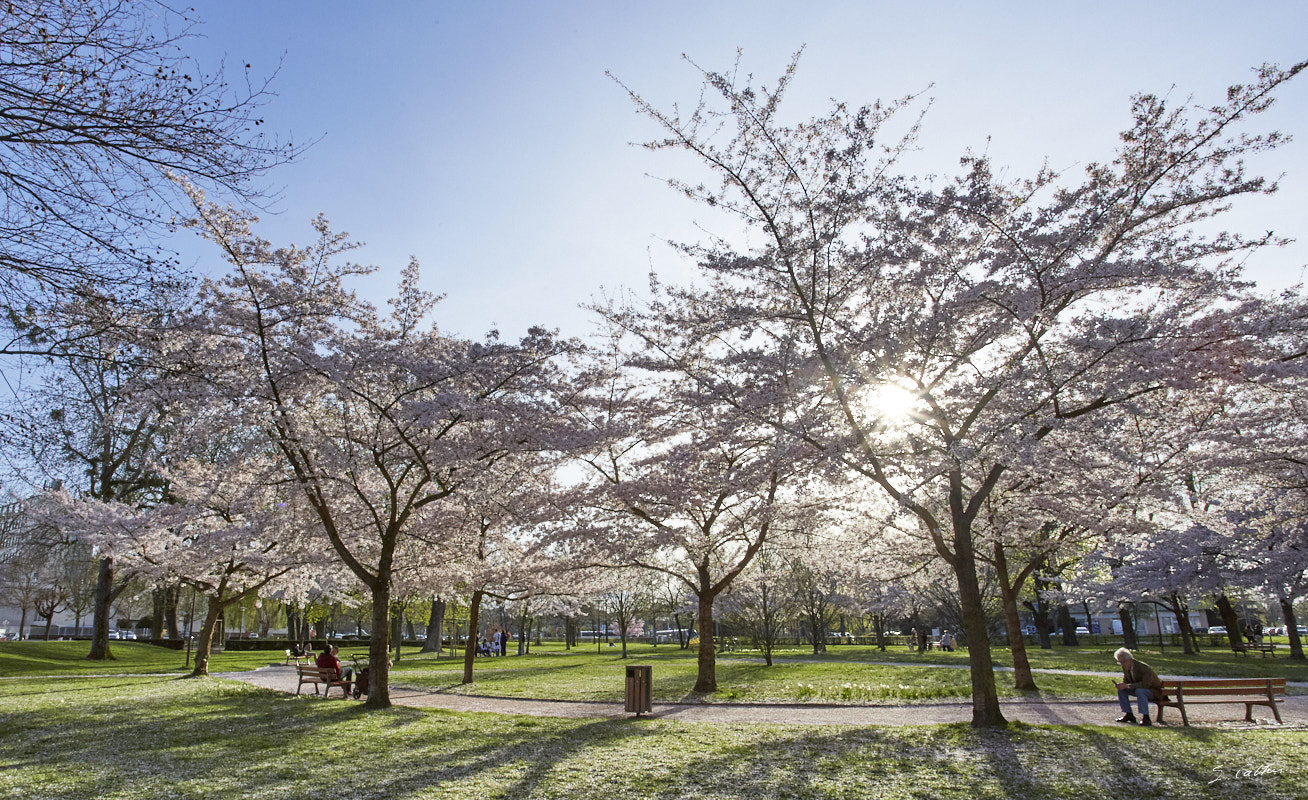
1113,647,1163,726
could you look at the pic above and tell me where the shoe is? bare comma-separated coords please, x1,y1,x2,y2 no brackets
1116,713,1136,723
1139,716,1152,726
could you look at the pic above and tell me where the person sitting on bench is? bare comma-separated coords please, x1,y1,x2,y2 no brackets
316,644,353,687
1113,647,1163,726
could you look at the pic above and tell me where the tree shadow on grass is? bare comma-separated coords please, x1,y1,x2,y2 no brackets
971,722,1303,800
4,678,1306,800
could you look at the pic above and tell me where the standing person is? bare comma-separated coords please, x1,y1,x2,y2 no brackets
500,628,509,656
939,630,955,652
1113,647,1164,726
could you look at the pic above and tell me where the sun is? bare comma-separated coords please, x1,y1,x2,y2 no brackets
864,381,920,425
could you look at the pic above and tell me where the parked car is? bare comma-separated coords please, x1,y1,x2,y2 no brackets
1209,625,1227,634
1074,626,1089,636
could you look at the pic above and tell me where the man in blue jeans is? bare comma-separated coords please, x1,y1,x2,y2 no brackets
1114,647,1164,726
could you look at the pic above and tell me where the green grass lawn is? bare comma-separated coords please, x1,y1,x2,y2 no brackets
387,646,1116,702
388,641,1307,703
5,640,1304,706
0,640,386,676
0,676,1302,800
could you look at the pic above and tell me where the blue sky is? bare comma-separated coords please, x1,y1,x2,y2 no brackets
179,1,1308,340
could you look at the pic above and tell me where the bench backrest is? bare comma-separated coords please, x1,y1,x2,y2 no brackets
1160,678,1286,697
297,664,335,681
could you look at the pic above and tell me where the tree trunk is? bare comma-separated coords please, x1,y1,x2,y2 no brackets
190,596,224,677
1179,608,1199,653
462,590,483,685
1117,603,1138,650
366,581,392,709
1057,605,1078,646
1000,591,1036,690
1027,565,1054,649
164,585,180,640
673,613,686,649
1215,593,1243,651
993,541,1037,690
286,605,302,648
1170,594,1195,655
422,597,445,654
87,557,116,660
693,589,717,693
151,588,166,640
390,605,403,664
948,506,1006,727
1278,596,1303,661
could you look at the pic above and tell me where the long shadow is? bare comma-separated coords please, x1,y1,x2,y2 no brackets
0,677,652,799
5,676,1305,799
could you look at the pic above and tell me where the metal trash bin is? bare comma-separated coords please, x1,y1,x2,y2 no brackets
625,665,652,715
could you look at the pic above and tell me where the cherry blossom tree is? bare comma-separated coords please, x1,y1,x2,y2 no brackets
719,547,794,664
616,53,1308,726
411,455,566,684
2,307,175,659
52,448,321,675
159,194,569,707
563,336,821,693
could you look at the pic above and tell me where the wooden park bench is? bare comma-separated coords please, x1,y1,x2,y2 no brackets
1156,677,1286,726
1229,640,1276,657
295,664,352,698
285,648,313,665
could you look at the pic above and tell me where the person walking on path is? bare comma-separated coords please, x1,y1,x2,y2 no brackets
1113,647,1163,726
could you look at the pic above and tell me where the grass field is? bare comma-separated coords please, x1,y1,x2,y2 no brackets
3,640,1305,705
0,676,1303,800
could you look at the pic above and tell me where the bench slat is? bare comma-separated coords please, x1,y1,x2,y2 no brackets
1160,679,1285,689
1164,687,1281,697
295,664,352,698
1153,677,1285,726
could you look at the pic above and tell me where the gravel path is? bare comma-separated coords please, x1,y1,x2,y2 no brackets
219,664,1308,728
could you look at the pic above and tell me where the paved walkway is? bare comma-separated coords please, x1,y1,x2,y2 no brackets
219,664,1308,728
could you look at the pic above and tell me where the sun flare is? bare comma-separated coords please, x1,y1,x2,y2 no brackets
865,381,920,424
